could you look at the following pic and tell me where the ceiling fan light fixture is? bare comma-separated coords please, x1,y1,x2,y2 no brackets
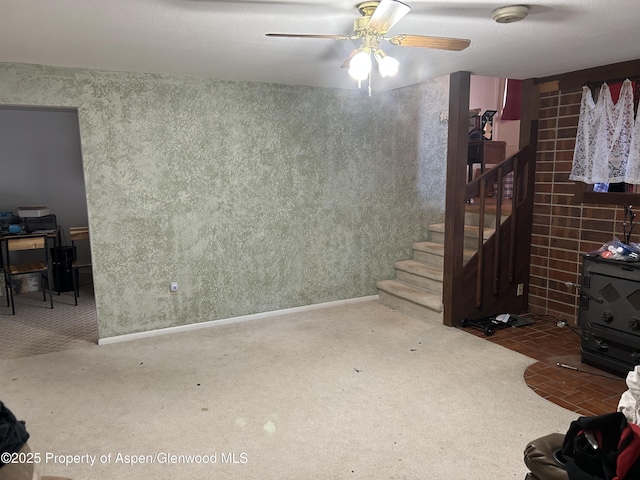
492,5,529,24
348,49,372,80
374,49,399,77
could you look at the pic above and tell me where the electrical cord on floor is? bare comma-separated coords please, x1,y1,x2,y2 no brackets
522,312,586,340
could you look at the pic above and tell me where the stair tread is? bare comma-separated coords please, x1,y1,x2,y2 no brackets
376,280,443,312
394,260,443,281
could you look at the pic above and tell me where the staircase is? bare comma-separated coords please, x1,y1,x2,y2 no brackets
377,207,506,322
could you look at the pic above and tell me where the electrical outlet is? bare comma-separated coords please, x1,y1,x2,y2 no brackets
517,283,524,296
170,281,179,293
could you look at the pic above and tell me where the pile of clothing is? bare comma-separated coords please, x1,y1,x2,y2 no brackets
524,366,640,480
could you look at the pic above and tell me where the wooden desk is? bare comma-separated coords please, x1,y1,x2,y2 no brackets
1,228,62,290
0,227,60,246
0,229,60,266
467,140,506,182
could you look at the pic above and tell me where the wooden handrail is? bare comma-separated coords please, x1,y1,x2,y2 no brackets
463,144,531,309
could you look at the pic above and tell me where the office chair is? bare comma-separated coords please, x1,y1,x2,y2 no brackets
2,234,54,315
69,227,91,306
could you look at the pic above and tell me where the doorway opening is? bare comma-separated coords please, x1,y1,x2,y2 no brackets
0,105,98,358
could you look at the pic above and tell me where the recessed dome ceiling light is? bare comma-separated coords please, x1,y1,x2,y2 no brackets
492,5,529,24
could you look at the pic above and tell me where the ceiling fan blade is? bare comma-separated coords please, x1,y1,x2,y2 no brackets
387,34,471,51
368,0,411,35
340,48,359,68
266,33,349,40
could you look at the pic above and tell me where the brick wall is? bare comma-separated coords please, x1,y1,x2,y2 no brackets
528,84,631,324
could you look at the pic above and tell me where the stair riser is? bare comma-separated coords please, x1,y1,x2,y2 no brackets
378,290,444,323
430,230,484,250
413,250,443,268
396,270,443,294
465,212,496,228
465,212,509,228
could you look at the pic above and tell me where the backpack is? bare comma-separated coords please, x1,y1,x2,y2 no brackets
561,412,640,480
0,401,30,467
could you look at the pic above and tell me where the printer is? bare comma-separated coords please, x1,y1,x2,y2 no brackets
15,206,57,233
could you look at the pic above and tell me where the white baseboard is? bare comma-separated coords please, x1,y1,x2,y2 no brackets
98,294,379,345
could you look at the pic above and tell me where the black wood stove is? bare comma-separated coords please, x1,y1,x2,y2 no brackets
579,254,640,376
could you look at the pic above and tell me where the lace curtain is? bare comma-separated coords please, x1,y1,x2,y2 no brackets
569,79,639,185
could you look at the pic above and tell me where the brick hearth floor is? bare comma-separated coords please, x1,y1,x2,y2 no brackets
460,316,628,416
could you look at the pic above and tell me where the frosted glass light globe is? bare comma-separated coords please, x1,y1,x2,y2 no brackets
377,55,399,77
348,51,371,80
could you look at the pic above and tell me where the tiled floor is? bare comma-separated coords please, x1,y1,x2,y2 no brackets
461,315,628,416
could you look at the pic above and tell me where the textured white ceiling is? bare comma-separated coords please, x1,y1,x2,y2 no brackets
1,0,639,92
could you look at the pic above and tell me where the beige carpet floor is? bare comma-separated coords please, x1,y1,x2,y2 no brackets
0,299,577,480
0,283,98,359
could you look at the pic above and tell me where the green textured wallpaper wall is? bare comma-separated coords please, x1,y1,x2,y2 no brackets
0,63,449,338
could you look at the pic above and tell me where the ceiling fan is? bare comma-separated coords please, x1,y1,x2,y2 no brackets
266,0,470,94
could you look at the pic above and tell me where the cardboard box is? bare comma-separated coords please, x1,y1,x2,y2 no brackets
11,273,40,294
